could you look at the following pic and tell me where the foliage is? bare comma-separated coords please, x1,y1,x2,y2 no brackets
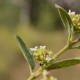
16,4,80,80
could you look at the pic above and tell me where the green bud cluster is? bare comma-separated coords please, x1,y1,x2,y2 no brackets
30,46,53,65
68,10,80,32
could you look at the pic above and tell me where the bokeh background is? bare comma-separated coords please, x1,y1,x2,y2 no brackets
0,0,80,80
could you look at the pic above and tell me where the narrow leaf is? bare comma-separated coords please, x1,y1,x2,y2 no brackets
16,35,35,70
46,58,80,70
76,45,80,49
73,45,80,49
55,4,73,30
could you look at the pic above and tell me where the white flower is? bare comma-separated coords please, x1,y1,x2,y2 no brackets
30,46,46,52
43,70,49,77
68,10,75,16
40,46,46,49
45,55,52,61
30,46,38,51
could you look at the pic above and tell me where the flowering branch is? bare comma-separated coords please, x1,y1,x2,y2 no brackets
16,4,80,80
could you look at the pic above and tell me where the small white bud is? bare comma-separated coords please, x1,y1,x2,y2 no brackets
40,46,46,49
68,10,75,16
43,70,49,77
30,46,38,51
45,55,52,61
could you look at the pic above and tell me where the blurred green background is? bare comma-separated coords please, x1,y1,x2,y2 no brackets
0,0,80,80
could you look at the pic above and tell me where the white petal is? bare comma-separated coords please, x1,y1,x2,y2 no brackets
35,46,38,48
30,46,38,51
46,55,52,61
69,10,71,13
40,46,46,49
42,46,46,49
43,70,49,77
30,48,37,51
40,46,43,48
68,10,75,16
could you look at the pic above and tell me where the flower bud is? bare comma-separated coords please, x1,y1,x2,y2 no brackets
41,70,57,80
68,10,80,32
30,46,53,65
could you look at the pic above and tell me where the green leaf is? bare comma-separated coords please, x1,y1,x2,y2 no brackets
73,45,80,49
76,45,80,49
16,35,35,70
46,58,80,70
55,4,73,30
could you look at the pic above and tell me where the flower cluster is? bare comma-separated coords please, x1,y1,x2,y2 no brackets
68,10,80,32
30,46,53,65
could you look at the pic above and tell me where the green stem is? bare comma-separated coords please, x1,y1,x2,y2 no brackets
52,28,74,60
53,45,69,59
53,31,72,59
27,67,43,80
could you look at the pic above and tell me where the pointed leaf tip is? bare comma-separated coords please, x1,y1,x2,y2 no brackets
55,4,60,8
55,4,73,30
